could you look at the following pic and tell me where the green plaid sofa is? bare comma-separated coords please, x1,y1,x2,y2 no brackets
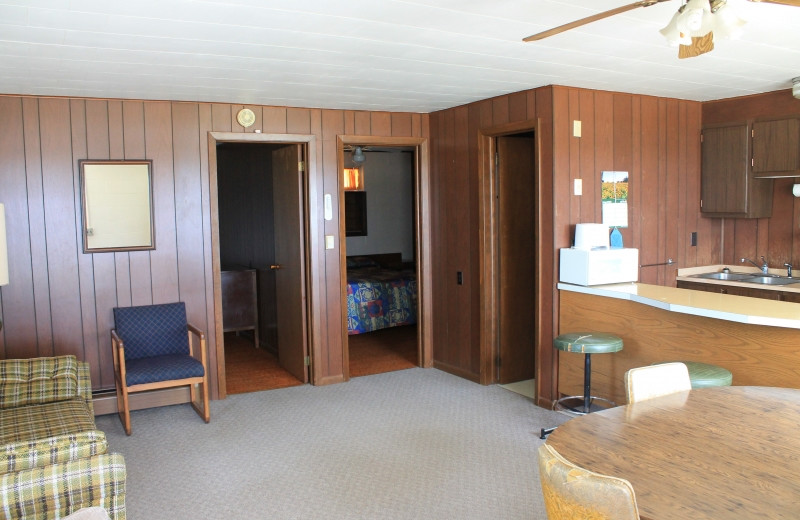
0,356,126,520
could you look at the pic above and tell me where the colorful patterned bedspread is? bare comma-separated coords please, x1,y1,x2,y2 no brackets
346,267,417,334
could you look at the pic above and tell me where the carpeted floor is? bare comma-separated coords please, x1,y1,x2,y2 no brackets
97,368,568,520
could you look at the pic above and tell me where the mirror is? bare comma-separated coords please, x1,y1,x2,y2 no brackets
601,171,629,228
80,160,155,253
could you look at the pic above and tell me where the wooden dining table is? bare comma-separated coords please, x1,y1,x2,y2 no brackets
546,386,800,520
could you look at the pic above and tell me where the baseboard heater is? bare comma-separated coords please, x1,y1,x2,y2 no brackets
92,387,190,417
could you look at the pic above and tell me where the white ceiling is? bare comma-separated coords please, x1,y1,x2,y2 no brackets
1,0,799,113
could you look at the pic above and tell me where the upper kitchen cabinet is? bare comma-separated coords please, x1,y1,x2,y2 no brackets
701,122,773,218
752,118,800,178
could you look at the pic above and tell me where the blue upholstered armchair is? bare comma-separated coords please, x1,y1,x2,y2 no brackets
111,302,210,435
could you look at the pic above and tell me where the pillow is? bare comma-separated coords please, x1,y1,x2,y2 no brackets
0,355,79,409
347,256,380,269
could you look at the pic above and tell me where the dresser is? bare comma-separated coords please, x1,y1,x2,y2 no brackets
221,269,259,347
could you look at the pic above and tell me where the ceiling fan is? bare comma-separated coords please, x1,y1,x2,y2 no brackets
523,0,800,58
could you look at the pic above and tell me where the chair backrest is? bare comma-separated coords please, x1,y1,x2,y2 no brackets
624,362,692,404
113,302,190,360
538,443,640,520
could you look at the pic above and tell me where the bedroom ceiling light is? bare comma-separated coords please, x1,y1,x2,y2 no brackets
352,146,366,165
343,168,362,191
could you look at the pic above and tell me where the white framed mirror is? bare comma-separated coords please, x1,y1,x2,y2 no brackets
80,160,155,253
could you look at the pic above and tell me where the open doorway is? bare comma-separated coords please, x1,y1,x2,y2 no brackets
214,141,310,395
337,136,432,380
341,146,419,377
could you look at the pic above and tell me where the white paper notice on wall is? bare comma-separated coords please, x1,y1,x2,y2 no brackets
324,194,333,220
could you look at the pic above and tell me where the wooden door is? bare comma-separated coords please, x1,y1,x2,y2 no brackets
272,144,309,382
496,135,537,384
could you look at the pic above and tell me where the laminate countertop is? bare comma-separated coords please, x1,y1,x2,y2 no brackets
558,281,800,329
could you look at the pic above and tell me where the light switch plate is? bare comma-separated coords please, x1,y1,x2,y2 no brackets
573,120,582,138
324,194,332,220
325,235,335,249
574,178,582,196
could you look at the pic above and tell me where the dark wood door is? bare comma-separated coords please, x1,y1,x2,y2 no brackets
272,144,309,382
497,135,536,384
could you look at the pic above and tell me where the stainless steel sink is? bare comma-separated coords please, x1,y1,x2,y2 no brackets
691,272,755,281
741,276,800,286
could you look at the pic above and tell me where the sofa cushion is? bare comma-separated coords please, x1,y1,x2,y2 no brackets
0,399,95,445
1,430,107,474
0,355,79,409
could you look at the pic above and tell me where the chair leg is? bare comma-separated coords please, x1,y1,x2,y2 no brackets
190,379,210,424
116,383,132,436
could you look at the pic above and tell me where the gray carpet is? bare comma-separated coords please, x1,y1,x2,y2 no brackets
96,368,568,519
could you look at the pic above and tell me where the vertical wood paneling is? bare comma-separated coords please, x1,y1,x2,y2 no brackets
492,97,509,126
578,90,596,223
370,112,391,136
145,102,180,304
0,97,35,358
287,108,311,134
391,113,412,137
508,91,527,122
567,89,581,227
22,98,55,357
39,98,82,357
262,107,287,134
354,111,371,135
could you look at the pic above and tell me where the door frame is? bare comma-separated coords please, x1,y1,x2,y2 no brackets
477,120,547,394
336,135,432,379
208,132,320,398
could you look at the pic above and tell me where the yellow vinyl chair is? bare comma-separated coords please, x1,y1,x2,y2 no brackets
111,302,210,435
624,362,692,404
538,443,640,520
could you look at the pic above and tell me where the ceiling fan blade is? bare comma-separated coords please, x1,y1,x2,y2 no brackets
747,0,800,6
523,0,671,42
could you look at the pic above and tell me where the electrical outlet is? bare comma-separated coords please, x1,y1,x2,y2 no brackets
457,271,463,285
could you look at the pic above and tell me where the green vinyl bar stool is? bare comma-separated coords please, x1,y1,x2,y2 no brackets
652,360,732,388
540,332,623,439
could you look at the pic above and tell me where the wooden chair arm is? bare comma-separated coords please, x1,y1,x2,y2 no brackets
186,323,205,339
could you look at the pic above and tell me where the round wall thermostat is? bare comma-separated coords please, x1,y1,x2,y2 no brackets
236,108,256,128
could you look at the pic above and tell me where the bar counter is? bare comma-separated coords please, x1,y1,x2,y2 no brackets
557,282,800,405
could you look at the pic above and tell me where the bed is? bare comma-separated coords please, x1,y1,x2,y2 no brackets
346,254,417,335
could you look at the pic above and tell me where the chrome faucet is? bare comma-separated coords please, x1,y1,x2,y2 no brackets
785,263,793,278
741,256,769,274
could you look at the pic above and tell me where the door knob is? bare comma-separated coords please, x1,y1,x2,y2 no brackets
270,264,282,270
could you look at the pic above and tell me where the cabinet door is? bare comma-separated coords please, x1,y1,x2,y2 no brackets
701,123,772,218
753,118,800,175
701,124,749,214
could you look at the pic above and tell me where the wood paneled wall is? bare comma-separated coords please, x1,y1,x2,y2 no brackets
703,89,800,271
429,85,714,398
0,95,427,398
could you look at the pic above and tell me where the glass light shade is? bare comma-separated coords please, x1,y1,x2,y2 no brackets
0,204,8,286
352,146,366,165
660,11,692,46
343,168,362,191
711,3,746,40
677,0,712,36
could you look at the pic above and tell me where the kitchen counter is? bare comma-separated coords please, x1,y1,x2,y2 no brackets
556,281,800,405
558,281,800,329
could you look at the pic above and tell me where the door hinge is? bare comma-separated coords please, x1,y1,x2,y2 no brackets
304,356,311,366
298,161,305,172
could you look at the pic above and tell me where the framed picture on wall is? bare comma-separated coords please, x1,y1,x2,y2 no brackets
345,191,367,237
